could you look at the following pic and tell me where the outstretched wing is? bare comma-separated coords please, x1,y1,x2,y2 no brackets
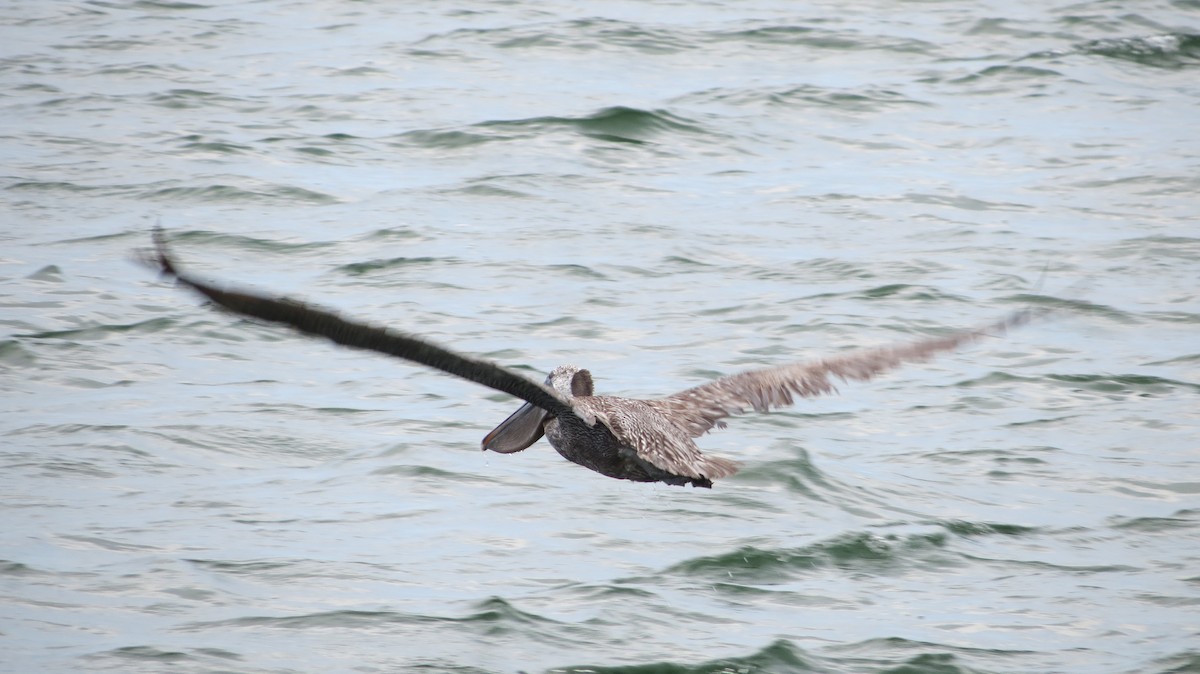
647,310,1037,439
142,228,576,422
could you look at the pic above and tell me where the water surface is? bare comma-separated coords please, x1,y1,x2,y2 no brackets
2,1,1198,673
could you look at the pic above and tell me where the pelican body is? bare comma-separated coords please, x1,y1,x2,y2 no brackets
482,367,736,487
144,229,1034,488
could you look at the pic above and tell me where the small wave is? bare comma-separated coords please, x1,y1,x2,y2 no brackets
1074,34,1200,69
23,459,117,479
1101,235,1200,262
395,129,500,150
371,464,498,486
954,371,1198,396
133,0,210,10
485,106,709,144
417,18,693,55
1004,294,1129,320
34,92,120,111
733,449,844,501
856,283,963,302
324,65,389,77
546,18,692,54
14,82,61,94
964,555,1140,575
560,582,659,603
1025,33,1200,69
25,264,63,281
5,179,119,195
0,340,37,367
57,36,155,51
176,135,253,155
92,62,186,77
336,256,449,275
178,609,416,631
680,84,931,114
178,596,559,634
6,422,134,437
794,257,876,282
667,530,959,584
1146,352,1200,366
420,17,933,58
544,263,609,280
903,191,1035,212
148,229,334,254
953,64,1066,83
467,596,561,631
138,181,338,205
1069,173,1200,197
362,227,425,242
86,645,201,664
85,646,192,667
396,106,710,149
17,317,173,341
925,519,1039,537
558,637,1011,674
184,558,299,575
1150,650,1200,672
1045,373,1200,395
824,637,1037,673
711,24,933,55
556,638,811,674
1110,510,1199,533
148,88,246,110
58,534,160,553
250,132,366,161
668,518,1047,586
444,182,535,199
0,560,48,576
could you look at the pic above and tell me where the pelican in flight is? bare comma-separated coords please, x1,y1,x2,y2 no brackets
144,229,1035,488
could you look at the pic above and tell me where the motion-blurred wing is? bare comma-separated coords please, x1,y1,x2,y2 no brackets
647,310,1036,439
143,228,576,422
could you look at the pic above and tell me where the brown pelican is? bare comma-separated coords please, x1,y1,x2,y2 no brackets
144,229,1036,488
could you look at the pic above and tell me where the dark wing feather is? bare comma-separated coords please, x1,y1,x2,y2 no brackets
647,310,1037,438
144,228,575,420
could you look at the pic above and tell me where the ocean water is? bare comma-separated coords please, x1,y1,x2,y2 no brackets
2,1,1199,673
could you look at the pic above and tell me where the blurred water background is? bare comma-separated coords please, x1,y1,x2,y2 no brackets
2,1,1199,672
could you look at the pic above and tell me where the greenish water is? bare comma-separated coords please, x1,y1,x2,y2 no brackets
2,2,1198,673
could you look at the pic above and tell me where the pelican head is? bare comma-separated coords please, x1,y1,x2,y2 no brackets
481,365,592,454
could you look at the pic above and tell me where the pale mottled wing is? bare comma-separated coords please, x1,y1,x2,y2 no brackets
577,396,739,480
647,309,1037,439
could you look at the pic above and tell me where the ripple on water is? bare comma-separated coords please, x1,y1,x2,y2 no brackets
174,595,577,644
665,529,963,585
391,106,713,151
1109,510,1200,533
138,181,340,206
676,83,934,114
554,637,1046,674
1065,33,1200,69
479,106,713,144
85,645,240,668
